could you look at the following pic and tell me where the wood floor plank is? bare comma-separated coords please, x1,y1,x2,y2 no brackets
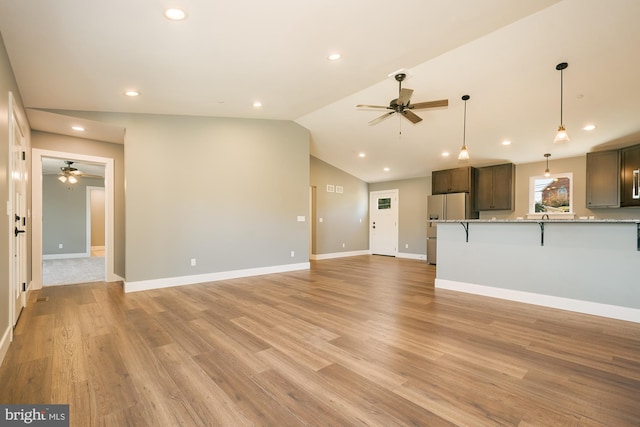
0,255,638,426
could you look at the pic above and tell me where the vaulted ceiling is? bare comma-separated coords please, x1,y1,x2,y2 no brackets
1,0,639,182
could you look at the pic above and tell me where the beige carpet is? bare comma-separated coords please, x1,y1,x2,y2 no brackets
42,256,105,286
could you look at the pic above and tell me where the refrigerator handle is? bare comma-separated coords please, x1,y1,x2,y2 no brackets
633,169,640,200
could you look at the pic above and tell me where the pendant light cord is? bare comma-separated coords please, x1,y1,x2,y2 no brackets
559,68,564,126
463,99,467,146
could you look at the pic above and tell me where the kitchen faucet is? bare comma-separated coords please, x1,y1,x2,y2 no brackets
541,214,549,220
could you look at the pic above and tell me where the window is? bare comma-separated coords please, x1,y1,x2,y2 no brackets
378,197,391,210
529,172,573,216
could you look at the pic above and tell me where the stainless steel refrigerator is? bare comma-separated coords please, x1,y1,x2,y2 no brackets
427,192,476,265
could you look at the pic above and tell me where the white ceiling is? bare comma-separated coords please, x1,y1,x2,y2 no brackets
2,0,640,182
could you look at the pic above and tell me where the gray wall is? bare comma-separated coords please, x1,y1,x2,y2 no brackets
369,176,431,256
42,174,104,255
123,114,310,282
31,132,125,276
0,32,31,344
310,156,369,255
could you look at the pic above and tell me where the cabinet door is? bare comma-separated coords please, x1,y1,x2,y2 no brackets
491,163,515,210
621,145,640,207
431,170,450,194
448,167,471,193
475,167,494,210
586,150,620,208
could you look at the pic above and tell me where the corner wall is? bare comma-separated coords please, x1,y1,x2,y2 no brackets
310,156,369,257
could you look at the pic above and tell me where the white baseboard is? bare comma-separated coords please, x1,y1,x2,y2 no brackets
435,279,640,324
124,262,310,293
43,252,89,260
310,250,370,260
396,252,427,261
0,326,12,368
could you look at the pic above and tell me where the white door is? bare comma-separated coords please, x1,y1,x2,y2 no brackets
10,94,28,326
369,190,398,256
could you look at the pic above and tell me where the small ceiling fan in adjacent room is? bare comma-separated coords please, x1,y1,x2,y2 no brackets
357,71,448,125
58,161,102,183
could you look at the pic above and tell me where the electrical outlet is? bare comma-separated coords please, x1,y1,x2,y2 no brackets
59,243,63,249
190,258,196,266
342,243,346,248
290,250,295,257
405,243,409,249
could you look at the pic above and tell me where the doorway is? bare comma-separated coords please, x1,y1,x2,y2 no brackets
31,149,115,289
369,189,398,256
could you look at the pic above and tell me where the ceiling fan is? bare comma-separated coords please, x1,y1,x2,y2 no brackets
58,161,102,183
357,72,448,125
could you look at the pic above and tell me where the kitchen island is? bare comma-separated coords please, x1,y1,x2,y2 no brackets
431,219,640,323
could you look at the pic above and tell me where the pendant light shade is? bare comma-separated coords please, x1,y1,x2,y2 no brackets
544,153,551,177
554,62,570,143
458,95,470,160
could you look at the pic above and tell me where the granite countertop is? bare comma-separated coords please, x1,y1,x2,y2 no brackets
429,219,640,223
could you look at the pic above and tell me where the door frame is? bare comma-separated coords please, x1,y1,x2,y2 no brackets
369,189,399,256
8,92,28,328
32,149,115,288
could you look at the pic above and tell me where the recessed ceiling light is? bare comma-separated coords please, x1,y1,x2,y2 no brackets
441,151,450,157
71,126,85,132
165,8,187,20
383,167,390,172
125,90,139,97
358,152,366,158
502,140,512,146
328,53,341,61
253,101,262,108
583,124,596,131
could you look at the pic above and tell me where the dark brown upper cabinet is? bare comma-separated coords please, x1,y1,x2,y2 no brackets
621,144,640,207
475,163,515,211
586,150,620,208
432,167,475,194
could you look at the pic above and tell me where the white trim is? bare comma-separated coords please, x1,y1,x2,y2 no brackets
42,253,89,260
0,326,11,367
310,250,370,260
32,149,116,289
124,262,310,293
436,278,640,324
396,252,427,261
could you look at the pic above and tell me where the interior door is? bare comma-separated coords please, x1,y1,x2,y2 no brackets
369,190,398,256
10,96,28,326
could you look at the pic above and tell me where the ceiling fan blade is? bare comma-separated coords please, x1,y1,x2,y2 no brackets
402,110,423,124
368,111,395,125
397,88,413,106
357,104,391,110
80,174,104,179
410,99,448,110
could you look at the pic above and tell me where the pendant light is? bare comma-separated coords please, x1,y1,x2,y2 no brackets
553,62,569,143
544,153,551,177
458,95,470,160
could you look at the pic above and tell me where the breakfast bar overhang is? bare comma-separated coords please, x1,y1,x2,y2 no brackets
431,220,640,323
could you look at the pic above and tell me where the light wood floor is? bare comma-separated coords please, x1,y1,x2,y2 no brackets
1,256,639,426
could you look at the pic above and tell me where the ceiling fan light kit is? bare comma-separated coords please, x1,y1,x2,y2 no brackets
554,62,570,143
458,95,471,160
